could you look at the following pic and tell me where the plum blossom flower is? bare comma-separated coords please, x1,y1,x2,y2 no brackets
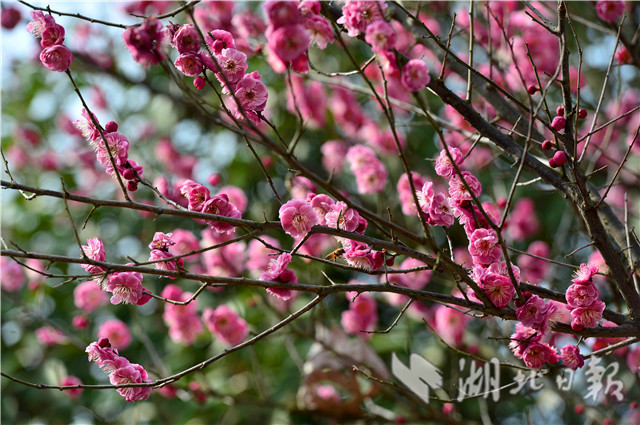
162,285,203,345
234,72,268,111
174,52,203,77
309,194,336,226
205,29,235,55
170,24,201,53
324,201,362,233
26,11,55,38
560,345,585,370
478,273,515,308
434,147,464,177
516,295,555,334
570,300,605,329
180,179,211,212
260,252,298,300
110,363,153,402
61,376,83,398
365,20,396,52
302,14,334,49
337,1,387,37
566,282,599,308
449,171,482,201
105,270,146,305
571,263,599,285
98,319,132,350
428,193,455,227
203,305,249,346
201,193,242,234
0,257,25,292
342,241,384,270
522,341,558,369
215,48,248,84
468,228,503,265
401,59,430,92
36,326,68,346
341,291,378,337
82,237,106,275
74,281,107,313
279,199,318,238
39,44,73,72
122,18,165,67
595,0,626,23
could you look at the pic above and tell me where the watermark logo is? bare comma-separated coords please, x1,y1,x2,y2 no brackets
391,352,625,403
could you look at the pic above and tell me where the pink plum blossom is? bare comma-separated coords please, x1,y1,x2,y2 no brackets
337,1,387,37
566,282,599,308
202,305,250,346
324,201,362,233
571,263,600,285
36,326,68,346
341,291,378,337
279,199,318,238
105,270,145,305
260,252,298,300
174,52,203,77
180,179,211,211
517,241,550,285
162,285,203,345
110,363,153,402
205,30,235,55
40,23,65,48
215,48,248,84
428,193,455,227
397,172,426,215
507,198,540,241
309,193,336,226
434,147,464,177
321,140,348,172
365,20,396,52
401,59,430,92
522,341,558,369
0,257,25,292
122,18,165,67
61,376,83,398
170,24,201,53
342,241,384,270
74,281,107,313
570,300,605,329
247,237,281,274
468,228,503,265
82,237,106,275
264,1,301,28
302,14,334,49
39,44,73,72
448,170,482,201
267,24,310,63
201,193,242,234
97,319,132,350
235,73,268,111
595,0,626,23
479,273,515,308
560,345,585,370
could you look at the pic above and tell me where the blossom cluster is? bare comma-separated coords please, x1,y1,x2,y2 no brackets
86,337,153,402
148,232,184,278
345,145,388,195
80,237,151,306
180,179,242,234
74,111,144,191
264,0,333,73
566,263,605,331
26,11,73,72
161,285,204,345
122,17,165,67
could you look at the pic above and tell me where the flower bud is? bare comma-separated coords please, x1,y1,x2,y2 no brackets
105,121,118,133
542,140,554,150
551,116,566,131
552,151,568,166
193,76,205,90
556,106,565,116
578,108,587,119
527,85,538,95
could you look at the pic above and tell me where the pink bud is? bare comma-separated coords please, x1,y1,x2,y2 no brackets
497,197,507,208
578,108,587,119
556,106,565,116
552,151,567,166
208,173,220,186
541,140,554,150
574,404,585,415
105,121,118,133
551,116,566,131
122,168,135,180
193,76,205,90
549,157,558,168
72,315,89,330
527,85,538,95
571,322,583,332
127,181,139,191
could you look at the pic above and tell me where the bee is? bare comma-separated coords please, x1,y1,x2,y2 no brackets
325,248,345,261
